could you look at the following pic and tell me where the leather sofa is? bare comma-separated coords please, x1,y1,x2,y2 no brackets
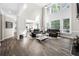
31,29,40,37
47,29,60,38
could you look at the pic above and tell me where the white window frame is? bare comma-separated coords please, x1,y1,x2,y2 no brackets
62,18,72,34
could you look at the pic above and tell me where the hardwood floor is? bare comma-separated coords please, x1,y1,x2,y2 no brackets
0,36,73,56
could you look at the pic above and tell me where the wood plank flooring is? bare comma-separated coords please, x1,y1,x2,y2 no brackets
0,36,73,56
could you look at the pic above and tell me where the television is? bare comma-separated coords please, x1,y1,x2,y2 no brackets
5,21,13,28
76,3,79,18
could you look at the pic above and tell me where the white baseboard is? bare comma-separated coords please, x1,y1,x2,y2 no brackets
60,31,79,39
2,34,14,40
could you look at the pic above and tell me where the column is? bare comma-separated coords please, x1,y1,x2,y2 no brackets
16,15,26,39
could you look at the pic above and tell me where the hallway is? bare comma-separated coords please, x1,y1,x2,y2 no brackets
0,35,72,56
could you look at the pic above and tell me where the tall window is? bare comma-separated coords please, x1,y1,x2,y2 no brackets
51,20,60,29
51,4,60,13
51,4,70,13
63,19,70,33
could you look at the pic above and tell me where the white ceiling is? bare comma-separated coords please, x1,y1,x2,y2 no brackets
21,3,43,20
0,3,23,15
0,3,48,19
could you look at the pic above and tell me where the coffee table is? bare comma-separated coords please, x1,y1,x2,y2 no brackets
36,34,51,41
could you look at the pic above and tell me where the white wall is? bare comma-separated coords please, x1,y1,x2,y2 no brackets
44,4,72,32
71,3,79,36
0,14,2,40
2,15,15,40
44,3,79,37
